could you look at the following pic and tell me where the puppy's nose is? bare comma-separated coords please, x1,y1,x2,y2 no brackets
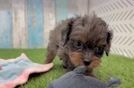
83,59,91,66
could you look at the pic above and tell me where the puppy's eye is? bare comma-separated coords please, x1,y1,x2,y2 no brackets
95,47,104,57
73,41,83,50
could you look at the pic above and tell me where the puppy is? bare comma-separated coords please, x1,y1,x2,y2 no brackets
45,14,113,76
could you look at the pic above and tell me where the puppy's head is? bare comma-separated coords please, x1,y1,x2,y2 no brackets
62,15,113,68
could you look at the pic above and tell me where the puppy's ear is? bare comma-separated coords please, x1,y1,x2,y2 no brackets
105,30,113,56
62,19,74,46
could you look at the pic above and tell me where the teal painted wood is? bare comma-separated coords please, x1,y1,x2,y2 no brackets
27,0,44,48
0,11,12,48
55,0,68,22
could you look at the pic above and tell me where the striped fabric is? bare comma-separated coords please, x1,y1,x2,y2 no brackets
89,0,134,58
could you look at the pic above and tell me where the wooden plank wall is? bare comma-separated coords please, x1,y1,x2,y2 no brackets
26,0,44,48
0,0,89,48
0,10,12,48
12,0,27,48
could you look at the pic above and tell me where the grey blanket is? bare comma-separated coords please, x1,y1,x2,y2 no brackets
48,66,120,88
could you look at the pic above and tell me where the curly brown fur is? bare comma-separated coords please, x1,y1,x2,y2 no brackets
45,14,113,76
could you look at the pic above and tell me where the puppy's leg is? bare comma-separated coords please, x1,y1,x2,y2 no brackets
60,56,73,70
45,43,58,63
62,58,68,69
66,59,75,72
61,56,75,72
